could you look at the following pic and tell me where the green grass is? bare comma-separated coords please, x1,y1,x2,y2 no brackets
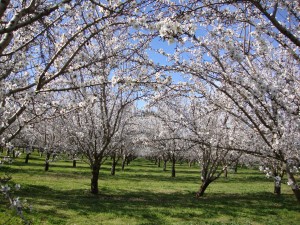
1,152,299,225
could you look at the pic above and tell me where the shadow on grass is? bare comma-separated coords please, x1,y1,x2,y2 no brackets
18,184,299,225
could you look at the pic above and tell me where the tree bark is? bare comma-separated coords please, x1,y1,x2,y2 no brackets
291,187,300,202
274,181,281,195
91,163,100,194
73,159,76,168
163,160,167,171
25,153,30,163
111,153,116,176
45,160,49,171
233,160,239,173
286,168,300,202
44,152,51,171
224,166,228,178
196,180,211,197
171,154,176,177
121,157,126,171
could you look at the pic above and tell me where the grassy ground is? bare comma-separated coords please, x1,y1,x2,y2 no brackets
0,152,299,225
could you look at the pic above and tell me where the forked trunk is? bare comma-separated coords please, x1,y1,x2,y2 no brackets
91,164,100,194
196,180,211,198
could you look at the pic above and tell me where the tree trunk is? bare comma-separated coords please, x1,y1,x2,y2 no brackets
163,160,167,171
73,159,76,168
126,158,130,166
233,160,239,173
91,164,100,194
291,187,300,202
111,153,116,176
45,160,49,171
121,157,126,171
12,149,15,158
171,154,176,177
25,153,30,163
274,181,281,195
45,152,51,171
286,169,300,202
196,180,211,197
224,166,228,178
111,163,116,175
157,158,161,167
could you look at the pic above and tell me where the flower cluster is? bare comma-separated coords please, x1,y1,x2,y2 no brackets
156,18,183,44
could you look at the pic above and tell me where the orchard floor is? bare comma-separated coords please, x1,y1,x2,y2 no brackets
1,153,299,225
